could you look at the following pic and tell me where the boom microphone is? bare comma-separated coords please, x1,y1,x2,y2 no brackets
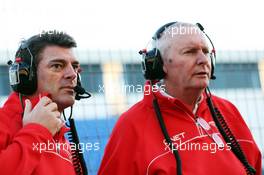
74,74,91,100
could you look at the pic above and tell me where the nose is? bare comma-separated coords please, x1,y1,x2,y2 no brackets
196,50,210,65
64,64,77,81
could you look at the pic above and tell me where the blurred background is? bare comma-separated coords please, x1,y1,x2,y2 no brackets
0,0,263,174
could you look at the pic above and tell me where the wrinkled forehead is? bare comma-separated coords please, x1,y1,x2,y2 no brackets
38,46,78,65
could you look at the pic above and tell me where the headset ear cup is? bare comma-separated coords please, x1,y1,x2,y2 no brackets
155,50,166,79
141,48,165,80
9,40,38,95
9,61,37,95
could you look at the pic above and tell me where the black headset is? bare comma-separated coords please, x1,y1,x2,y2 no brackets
139,21,216,81
8,39,91,100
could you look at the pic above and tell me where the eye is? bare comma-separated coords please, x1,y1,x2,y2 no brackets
51,63,63,71
202,48,209,55
72,64,80,72
184,49,197,54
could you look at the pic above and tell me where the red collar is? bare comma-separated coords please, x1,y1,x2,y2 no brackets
142,81,209,117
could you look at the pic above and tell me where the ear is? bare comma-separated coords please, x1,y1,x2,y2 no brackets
163,64,168,74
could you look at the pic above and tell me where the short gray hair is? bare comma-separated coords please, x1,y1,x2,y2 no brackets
154,22,201,61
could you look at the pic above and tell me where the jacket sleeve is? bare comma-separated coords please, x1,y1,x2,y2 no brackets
98,115,140,175
255,151,262,175
228,102,262,175
0,120,53,175
214,97,263,175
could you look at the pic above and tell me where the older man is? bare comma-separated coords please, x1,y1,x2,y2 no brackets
98,22,261,175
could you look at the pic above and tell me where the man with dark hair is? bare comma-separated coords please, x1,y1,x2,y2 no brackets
0,31,84,174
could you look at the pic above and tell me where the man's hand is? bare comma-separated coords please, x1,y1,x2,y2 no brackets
23,97,64,136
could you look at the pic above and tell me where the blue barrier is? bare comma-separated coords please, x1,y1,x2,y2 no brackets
66,118,117,174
